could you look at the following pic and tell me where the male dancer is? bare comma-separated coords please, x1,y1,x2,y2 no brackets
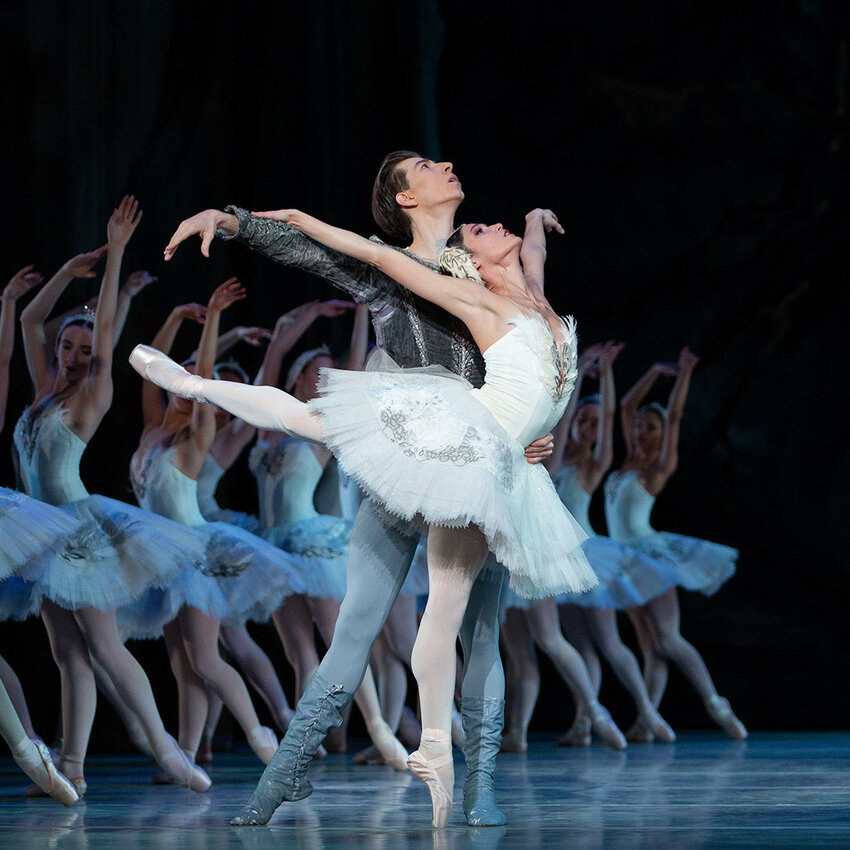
164,152,553,826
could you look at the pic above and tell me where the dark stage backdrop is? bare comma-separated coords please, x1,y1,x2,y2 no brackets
1,2,847,749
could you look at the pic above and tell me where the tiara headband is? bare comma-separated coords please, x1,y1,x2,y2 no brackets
285,346,331,392
213,360,250,383
57,305,96,338
640,401,669,421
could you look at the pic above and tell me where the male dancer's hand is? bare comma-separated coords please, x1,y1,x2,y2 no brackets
524,433,554,464
164,209,239,261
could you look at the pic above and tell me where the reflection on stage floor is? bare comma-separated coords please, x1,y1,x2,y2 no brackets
1,732,848,849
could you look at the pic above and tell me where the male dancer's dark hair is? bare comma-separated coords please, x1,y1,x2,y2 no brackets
371,150,422,242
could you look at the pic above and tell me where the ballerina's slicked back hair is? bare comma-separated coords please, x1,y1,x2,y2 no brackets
371,150,423,243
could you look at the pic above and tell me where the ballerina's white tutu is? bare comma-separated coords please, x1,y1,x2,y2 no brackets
122,443,302,637
604,469,737,596
250,439,350,600
309,315,597,600
13,405,209,611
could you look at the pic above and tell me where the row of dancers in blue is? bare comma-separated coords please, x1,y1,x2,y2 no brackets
0,191,745,828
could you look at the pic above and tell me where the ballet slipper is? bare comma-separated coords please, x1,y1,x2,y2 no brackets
156,737,212,792
705,695,748,740
16,740,79,806
247,726,279,765
625,717,655,743
129,345,208,402
640,706,676,743
365,716,409,771
407,734,454,828
498,730,527,753
588,700,627,750
557,715,591,748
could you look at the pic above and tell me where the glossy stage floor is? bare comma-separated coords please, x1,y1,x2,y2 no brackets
1,732,847,849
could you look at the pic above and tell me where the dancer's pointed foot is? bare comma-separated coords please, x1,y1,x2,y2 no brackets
365,716,409,771
156,737,211,792
705,695,748,740
16,740,79,806
407,732,454,828
247,726,279,765
641,707,676,743
625,717,655,743
353,743,383,765
129,344,207,401
588,701,627,750
557,715,591,748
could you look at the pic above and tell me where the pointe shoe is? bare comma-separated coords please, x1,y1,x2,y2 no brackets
588,701,627,750
557,715,591,748
247,726,279,765
17,741,79,806
157,738,212,792
705,695,748,740
641,707,676,743
365,717,409,771
625,718,655,743
407,749,454,828
129,344,207,401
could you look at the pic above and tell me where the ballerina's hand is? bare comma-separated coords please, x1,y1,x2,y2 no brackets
123,270,158,297
2,265,44,300
172,303,208,324
524,433,554,464
678,346,700,371
653,361,679,377
62,246,108,279
236,326,272,346
207,277,246,314
108,195,143,248
597,341,625,369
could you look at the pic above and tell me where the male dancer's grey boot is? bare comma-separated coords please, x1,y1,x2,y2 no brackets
461,697,507,826
230,672,352,826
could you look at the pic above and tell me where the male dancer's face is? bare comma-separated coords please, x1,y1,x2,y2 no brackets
396,157,464,213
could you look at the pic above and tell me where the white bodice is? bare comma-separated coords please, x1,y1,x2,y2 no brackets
14,404,89,505
249,439,323,530
197,454,225,516
604,469,656,544
553,464,595,537
130,444,206,527
470,314,577,447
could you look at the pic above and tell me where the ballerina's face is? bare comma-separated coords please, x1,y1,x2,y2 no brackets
459,223,522,273
293,355,335,403
570,403,600,448
56,325,93,383
634,411,664,457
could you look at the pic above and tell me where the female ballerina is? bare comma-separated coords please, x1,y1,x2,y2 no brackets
0,264,79,805
14,197,210,793
604,348,746,740
132,206,597,826
127,279,309,769
248,303,409,767
542,342,678,746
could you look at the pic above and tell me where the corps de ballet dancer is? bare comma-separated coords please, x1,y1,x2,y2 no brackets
132,204,599,826
543,342,678,746
605,348,747,741
154,153,557,829
125,279,302,770
12,197,210,793
0,264,80,805
248,304,408,767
